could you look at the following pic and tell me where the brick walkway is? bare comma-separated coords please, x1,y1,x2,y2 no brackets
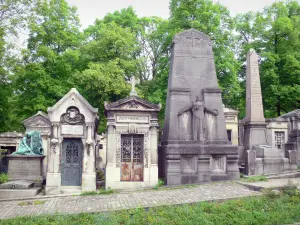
0,182,259,219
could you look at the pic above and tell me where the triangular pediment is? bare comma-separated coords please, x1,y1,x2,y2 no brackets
280,109,300,119
47,88,98,114
173,28,211,44
23,111,51,127
105,96,161,112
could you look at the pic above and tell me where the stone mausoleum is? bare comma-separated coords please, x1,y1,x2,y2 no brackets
45,88,99,194
104,81,161,190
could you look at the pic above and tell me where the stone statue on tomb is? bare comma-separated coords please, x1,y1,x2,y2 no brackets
13,131,44,155
178,95,218,142
128,76,140,96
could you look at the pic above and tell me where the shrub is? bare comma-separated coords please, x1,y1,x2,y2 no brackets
96,169,105,181
153,178,165,190
282,180,299,197
262,189,279,199
0,173,8,184
0,149,7,159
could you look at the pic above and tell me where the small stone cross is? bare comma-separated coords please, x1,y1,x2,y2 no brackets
128,76,140,96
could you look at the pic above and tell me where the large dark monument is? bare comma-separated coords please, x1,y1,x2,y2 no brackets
159,29,239,185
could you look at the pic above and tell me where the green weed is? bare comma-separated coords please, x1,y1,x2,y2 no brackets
241,175,268,182
80,188,114,196
0,173,8,184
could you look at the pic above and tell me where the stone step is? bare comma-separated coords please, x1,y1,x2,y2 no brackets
0,187,42,200
0,180,34,189
60,186,82,194
267,171,300,179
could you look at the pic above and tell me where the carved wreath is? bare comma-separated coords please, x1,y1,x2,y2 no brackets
60,106,85,125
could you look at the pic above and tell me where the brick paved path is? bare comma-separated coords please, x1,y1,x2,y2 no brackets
0,182,259,219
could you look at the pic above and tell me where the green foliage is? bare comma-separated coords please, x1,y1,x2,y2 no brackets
241,175,268,183
153,178,165,190
234,1,300,117
0,149,7,159
4,193,300,224
0,173,8,184
282,180,299,197
6,0,83,131
96,170,105,181
1,0,299,132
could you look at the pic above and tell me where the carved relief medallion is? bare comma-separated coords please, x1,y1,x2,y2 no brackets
60,107,85,125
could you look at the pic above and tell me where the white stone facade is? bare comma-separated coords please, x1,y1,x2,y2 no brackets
45,88,98,194
224,107,239,145
266,118,289,156
105,96,161,190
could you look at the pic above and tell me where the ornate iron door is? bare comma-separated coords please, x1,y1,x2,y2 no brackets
121,134,144,181
61,139,83,186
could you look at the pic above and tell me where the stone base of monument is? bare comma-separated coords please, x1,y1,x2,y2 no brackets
0,180,42,199
160,142,240,185
245,146,297,175
0,155,46,199
7,155,46,186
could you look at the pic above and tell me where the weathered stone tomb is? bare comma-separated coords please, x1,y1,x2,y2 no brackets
104,89,161,190
159,29,240,185
242,49,297,175
45,88,99,194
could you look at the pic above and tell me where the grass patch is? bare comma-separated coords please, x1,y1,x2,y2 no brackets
18,200,46,206
3,192,300,224
241,175,268,182
0,173,8,184
80,188,114,196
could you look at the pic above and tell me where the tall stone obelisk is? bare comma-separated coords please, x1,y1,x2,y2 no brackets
243,49,267,152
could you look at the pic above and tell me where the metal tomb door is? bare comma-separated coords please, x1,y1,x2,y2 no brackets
121,134,144,181
61,139,83,186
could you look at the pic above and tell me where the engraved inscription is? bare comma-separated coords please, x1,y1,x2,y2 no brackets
61,125,84,135
180,149,198,154
117,116,149,123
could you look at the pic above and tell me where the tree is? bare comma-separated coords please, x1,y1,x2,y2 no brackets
234,1,300,117
81,22,138,81
9,0,83,130
0,28,9,132
0,0,33,36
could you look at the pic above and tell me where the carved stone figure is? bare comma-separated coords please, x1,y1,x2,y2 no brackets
178,96,218,142
13,131,44,155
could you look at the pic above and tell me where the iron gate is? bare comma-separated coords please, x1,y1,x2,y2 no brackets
120,134,144,181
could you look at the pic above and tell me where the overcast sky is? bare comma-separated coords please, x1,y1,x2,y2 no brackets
67,0,280,28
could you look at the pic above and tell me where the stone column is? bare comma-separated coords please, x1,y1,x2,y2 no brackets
50,123,59,173
82,122,96,192
150,126,158,165
85,122,94,173
106,125,116,165
53,123,59,139
46,122,61,195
